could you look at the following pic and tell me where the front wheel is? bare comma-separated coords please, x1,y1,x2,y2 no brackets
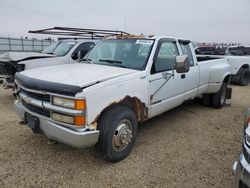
97,106,138,162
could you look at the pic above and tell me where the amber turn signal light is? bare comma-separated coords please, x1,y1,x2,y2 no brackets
74,116,86,126
75,100,86,110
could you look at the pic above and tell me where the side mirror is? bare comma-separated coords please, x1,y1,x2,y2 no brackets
176,55,190,73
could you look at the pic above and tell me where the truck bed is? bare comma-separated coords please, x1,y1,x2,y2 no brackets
196,54,250,76
197,58,231,94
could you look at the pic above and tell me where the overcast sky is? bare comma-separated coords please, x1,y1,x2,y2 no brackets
0,0,250,43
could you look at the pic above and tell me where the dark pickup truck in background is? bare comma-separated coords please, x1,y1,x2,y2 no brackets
195,46,226,55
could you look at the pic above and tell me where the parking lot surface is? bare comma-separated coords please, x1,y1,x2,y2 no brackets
0,85,249,187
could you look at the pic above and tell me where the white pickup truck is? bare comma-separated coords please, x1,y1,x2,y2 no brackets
197,55,250,86
14,36,232,162
0,39,97,87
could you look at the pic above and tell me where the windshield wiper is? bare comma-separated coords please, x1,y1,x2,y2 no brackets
99,59,122,64
46,52,54,55
99,59,126,68
80,58,92,64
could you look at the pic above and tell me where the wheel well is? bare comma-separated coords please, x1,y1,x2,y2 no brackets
96,96,148,124
223,74,231,84
241,64,249,70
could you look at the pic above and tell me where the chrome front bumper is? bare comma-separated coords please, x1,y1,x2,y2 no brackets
14,100,100,149
233,152,250,187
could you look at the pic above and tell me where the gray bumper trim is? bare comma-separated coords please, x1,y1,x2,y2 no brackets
14,100,99,149
233,153,250,188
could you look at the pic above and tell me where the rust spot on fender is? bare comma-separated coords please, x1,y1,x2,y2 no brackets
91,114,100,125
91,96,148,124
127,96,148,122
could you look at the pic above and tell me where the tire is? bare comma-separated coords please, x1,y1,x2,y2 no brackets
211,83,227,109
239,69,250,86
97,106,138,162
202,94,211,106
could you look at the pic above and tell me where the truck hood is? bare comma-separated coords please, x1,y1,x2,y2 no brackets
19,63,138,88
19,57,67,70
0,51,55,62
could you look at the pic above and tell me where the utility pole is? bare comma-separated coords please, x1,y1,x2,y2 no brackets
8,34,11,51
141,28,143,35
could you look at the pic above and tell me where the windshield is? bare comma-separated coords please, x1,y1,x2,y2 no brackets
85,39,154,70
42,41,60,54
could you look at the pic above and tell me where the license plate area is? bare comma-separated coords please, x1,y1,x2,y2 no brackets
25,112,41,134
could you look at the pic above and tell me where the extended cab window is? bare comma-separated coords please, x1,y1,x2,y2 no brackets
152,41,179,73
71,42,95,60
180,43,194,66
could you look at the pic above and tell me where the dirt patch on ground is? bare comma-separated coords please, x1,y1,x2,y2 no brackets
0,85,249,188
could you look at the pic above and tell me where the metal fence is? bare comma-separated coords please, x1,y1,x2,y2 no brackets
0,37,54,53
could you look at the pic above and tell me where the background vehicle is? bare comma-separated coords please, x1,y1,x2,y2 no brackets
197,55,250,86
0,39,97,88
0,27,128,88
225,45,250,56
233,108,250,188
195,46,226,55
195,46,216,55
14,35,232,162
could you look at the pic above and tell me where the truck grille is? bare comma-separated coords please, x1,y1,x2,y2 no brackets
22,100,50,117
21,89,51,102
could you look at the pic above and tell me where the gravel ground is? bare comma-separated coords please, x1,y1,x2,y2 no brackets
0,85,249,188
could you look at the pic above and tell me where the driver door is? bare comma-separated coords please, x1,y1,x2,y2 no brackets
148,39,187,117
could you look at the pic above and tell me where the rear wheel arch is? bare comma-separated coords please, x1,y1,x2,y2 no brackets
241,64,249,70
202,78,230,108
223,74,231,85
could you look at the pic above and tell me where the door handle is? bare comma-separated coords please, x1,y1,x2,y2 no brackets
181,74,186,79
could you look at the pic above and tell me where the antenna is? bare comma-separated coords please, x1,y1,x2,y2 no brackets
124,19,127,32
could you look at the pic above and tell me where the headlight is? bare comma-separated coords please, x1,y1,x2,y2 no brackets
53,96,86,110
52,113,86,127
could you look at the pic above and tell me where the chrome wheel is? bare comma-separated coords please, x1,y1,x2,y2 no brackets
112,119,133,152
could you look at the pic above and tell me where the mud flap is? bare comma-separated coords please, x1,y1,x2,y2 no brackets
226,86,232,99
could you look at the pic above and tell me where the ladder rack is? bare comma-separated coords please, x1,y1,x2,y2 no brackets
29,27,130,39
